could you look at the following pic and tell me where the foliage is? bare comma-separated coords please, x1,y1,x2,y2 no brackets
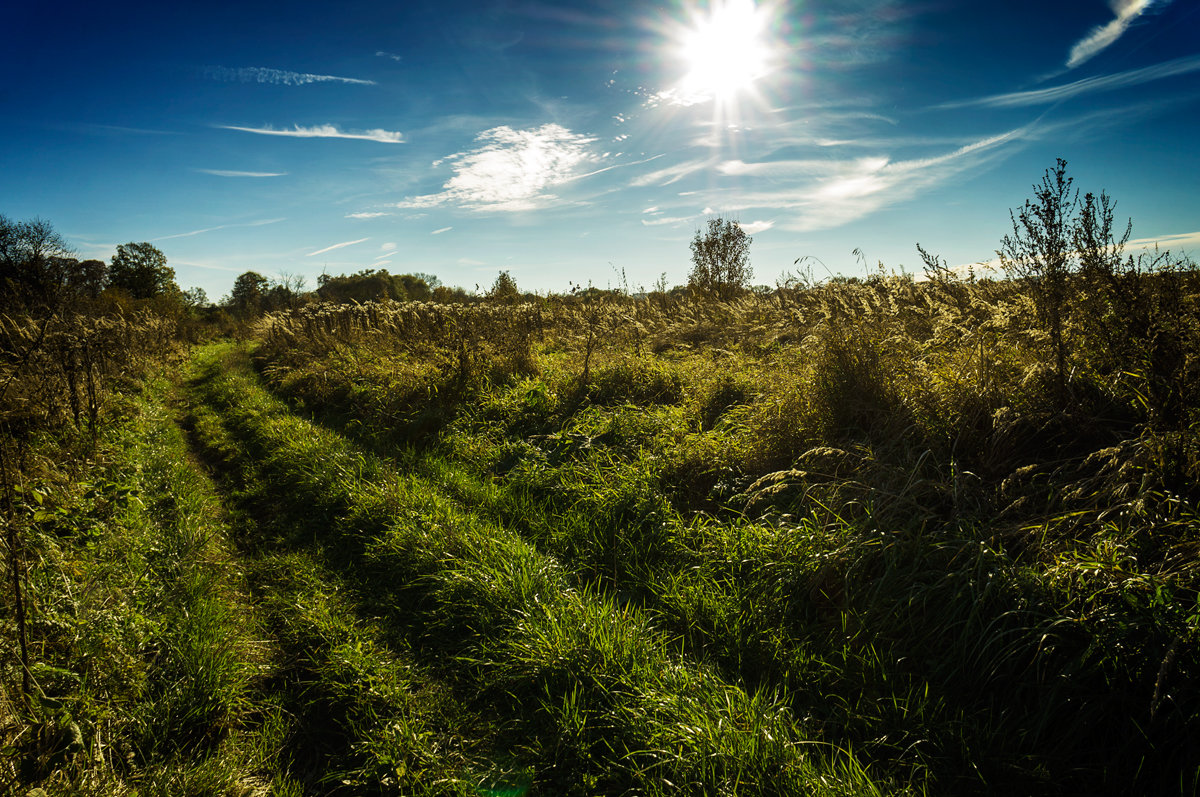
227,270,269,317
489,270,520,302
316,268,431,304
0,215,99,312
108,241,176,300
688,217,753,299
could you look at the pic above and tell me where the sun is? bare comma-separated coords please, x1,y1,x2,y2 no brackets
678,0,772,101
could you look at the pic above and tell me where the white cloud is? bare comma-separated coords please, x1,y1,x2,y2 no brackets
373,259,394,267
1127,230,1200,253
396,124,599,212
376,51,403,62
204,66,374,86
629,158,714,187
381,242,398,251
220,124,404,143
153,217,286,241
346,211,392,219
1067,0,1161,69
307,237,370,257
936,54,1200,109
431,227,453,235
195,169,287,177
739,220,774,234
713,127,1028,233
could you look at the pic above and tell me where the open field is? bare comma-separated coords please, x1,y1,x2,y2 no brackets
3,264,1200,794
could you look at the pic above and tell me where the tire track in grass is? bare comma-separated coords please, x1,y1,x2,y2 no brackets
183,342,905,796
181,345,486,795
253,365,1067,794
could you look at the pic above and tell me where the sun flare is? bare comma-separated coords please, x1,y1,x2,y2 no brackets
678,0,771,101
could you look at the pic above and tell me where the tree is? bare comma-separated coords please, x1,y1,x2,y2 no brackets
316,269,421,304
0,215,76,310
688,217,753,300
396,273,433,302
109,242,176,299
228,271,269,317
69,259,109,299
997,158,1077,399
489,271,520,302
181,286,208,309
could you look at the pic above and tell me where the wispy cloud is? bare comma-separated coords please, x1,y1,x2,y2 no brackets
153,217,286,241
307,237,370,257
380,242,397,252
172,260,245,273
204,66,374,86
346,211,393,219
220,124,404,143
641,215,695,227
396,124,599,212
630,158,714,188
1067,0,1163,69
431,226,453,235
936,54,1200,110
705,127,1029,233
376,51,403,62
1127,230,1200,252
78,124,180,136
195,169,288,177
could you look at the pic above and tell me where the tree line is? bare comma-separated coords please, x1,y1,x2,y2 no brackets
1,216,187,315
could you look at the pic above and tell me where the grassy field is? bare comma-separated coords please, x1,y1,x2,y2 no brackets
4,264,1200,794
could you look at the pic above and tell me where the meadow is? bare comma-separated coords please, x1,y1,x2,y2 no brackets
3,218,1200,794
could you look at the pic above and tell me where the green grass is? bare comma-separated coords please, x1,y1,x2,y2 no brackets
8,263,1198,793
1,372,274,794
181,341,901,795
246,285,1200,794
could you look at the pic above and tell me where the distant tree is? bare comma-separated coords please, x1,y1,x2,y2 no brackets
489,271,520,302
316,269,428,304
272,272,307,309
228,271,269,317
396,273,433,302
109,242,176,299
412,272,442,291
182,286,209,309
0,215,76,310
432,284,471,303
688,217,753,300
70,259,109,299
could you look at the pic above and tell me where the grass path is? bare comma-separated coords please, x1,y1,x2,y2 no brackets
179,341,904,796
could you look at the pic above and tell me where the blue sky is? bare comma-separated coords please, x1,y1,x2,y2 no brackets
3,0,1198,300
